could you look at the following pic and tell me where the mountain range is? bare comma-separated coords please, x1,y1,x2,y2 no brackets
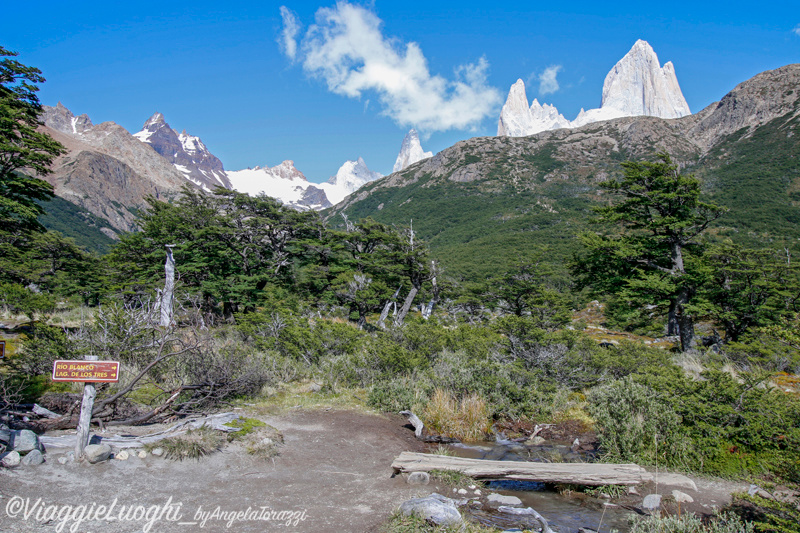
34,45,800,279
332,63,800,280
38,107,432,240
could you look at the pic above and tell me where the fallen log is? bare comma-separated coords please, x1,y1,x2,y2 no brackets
39,412,243,450
392,452,652,486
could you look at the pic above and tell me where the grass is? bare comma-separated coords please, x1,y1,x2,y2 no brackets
422,389,491,441
241,382,371,416
149,426,225,461
429,469,483,488
223,417,285,461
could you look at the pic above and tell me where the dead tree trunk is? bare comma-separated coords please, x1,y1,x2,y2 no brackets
160,245,175,327
395,285,419,326
378,286,402,329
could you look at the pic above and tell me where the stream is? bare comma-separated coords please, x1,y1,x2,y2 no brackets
442,440,636,533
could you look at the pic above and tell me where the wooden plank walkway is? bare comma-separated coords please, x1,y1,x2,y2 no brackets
392,451,653,486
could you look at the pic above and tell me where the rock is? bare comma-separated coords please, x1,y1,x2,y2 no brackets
525,436,546,446
1,450,21,468
10,429,40,453
0,425,10,445
151,447,164,457
653,473,697,491
579,529,599,533
399,493,462,527
115,450,129,461
672,490,694,503
474,489,482,496
642,494,662,511
407,471,430,485
627,486,640,496
498,506,555,533
57,451,75,465
84,444,112,464
748,485,775,500
137,450,147,459
21,449,44,466
457,488,468,495
487,493,523,507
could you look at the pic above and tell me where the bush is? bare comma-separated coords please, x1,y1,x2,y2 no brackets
588,377,689,467
626,512,754,533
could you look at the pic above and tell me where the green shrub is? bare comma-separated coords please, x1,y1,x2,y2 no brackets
367,373,432,412
730,494,800,533
588,377,689,467
625,512,754,533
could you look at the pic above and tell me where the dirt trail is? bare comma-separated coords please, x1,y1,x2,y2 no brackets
0,410,432,533
0,409,753,533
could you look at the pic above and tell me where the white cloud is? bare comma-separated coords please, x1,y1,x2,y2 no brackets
538,65,562,96
279,6,301,61
793,24,800,36
285,2,501,132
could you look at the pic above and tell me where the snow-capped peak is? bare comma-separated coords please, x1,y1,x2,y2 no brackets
497,80,570,137
393,129,433,173
226,161,332,211
322,157,382,204
497,40,691,138
133,113,230,190
600,39,690,118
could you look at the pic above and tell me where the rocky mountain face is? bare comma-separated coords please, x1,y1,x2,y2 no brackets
41,104,188,236
134,113,230,191
600,39,690,119
497,40,690,137
334,64,800,279
393,129,433,172
225,161,332,210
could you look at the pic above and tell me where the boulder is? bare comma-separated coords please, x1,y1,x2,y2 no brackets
407,472,430,485
10,429,40,453
399,493,462,526
151,447,164,457
21,449,44,466
115,450,130,461
1,450,21,468
137,450,147,459
487,493,523,507
84,444,112,464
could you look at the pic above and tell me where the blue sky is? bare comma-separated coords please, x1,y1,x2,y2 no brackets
3,1,799,182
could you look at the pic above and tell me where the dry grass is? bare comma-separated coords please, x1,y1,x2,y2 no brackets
421,388,491,441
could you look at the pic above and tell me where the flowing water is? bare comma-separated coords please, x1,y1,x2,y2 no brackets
444,441,635,533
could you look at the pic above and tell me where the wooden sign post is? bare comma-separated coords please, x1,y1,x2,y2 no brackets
52,358,120,459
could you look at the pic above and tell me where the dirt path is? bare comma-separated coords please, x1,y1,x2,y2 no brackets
0,409,433,533
0,409,754,533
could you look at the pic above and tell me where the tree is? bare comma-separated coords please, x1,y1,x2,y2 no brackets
572,153,726,352
0,46,65,233
699,242,800,342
